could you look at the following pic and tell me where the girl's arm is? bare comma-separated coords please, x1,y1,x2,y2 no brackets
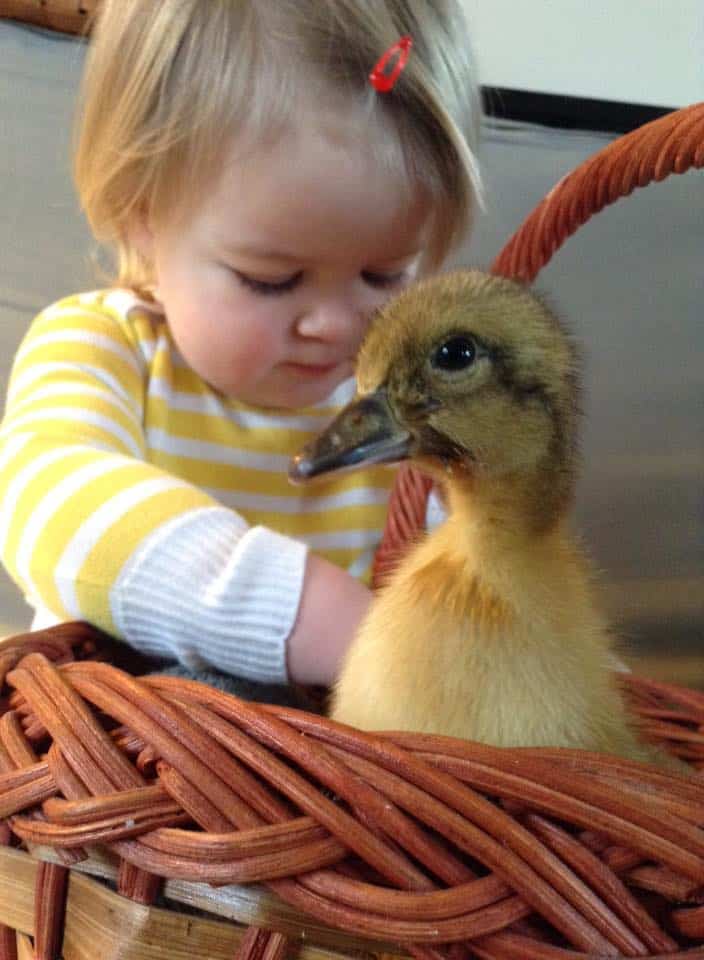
0,295,358,685
287,551,371,684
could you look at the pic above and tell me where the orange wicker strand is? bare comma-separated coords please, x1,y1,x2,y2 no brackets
9,805,190,847
415,751,704,883
7,659,142,793
45,741,90,809
0,714,87,867
300,868,515,922
0,711,38,769
139,817,335,861
671,904,704,941
117,859,163,906
0,928,16,960
233,925,272,960
0,0,99,35
159,697,300,822
625,864,704,903
34,861,68,960
322,744,479,887
260,931,288,960
522,814,676,954
491,102,704,283
0,768,55,819
0,819,15,960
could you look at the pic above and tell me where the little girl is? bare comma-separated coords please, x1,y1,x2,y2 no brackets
0,0,481,687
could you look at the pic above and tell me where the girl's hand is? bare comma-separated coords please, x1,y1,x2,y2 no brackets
286,552,372,685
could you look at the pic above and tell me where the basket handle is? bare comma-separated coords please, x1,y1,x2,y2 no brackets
491,100,704,282
373,102,704,587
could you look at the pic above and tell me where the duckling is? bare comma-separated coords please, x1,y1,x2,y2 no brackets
289,270,670,764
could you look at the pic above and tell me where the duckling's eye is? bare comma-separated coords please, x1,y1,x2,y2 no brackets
431,336,477,372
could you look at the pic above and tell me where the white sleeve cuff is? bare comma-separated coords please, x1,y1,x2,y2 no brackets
110,507,307,683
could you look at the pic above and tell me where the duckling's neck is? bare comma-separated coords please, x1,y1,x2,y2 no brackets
442,461,572,549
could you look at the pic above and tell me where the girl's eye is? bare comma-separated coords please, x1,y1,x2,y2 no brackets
234,271,302,296
362,270,406,289
232,268,405,295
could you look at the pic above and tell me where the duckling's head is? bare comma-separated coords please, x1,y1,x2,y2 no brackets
291,270,580,528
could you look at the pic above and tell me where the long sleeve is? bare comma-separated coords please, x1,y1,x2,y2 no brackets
0,294,306,681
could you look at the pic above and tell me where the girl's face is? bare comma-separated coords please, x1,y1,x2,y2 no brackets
138,116,430,409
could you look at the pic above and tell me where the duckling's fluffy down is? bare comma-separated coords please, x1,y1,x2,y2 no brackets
325,271,675,767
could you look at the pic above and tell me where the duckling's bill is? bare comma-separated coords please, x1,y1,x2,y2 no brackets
289,388,413,483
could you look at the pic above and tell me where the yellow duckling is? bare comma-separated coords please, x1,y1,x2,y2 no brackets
290,271,667,764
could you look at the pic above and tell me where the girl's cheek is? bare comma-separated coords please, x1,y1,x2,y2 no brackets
237,314,287,366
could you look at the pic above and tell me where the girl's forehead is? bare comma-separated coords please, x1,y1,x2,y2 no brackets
201,119,430,265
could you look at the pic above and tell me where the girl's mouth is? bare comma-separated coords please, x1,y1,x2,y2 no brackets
283,361,341,378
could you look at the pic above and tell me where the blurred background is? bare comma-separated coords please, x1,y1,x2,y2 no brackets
0,6,702,684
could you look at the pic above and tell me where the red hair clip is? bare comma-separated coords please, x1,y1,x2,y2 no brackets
369,35,413,93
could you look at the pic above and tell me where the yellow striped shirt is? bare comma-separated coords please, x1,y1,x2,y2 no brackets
0,289,397,680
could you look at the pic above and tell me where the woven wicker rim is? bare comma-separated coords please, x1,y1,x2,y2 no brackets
2,623,704,959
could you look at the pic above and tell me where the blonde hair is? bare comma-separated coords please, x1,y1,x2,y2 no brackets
74,0,483,291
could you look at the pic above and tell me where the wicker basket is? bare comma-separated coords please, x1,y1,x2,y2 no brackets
0,103,702,960
0,1,98,36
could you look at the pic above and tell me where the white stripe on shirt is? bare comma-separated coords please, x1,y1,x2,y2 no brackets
6,381,138,424
147,376,338,430
0,444,95,554
297,528,382,550
15,456,137,592
8,362,136,406
202,485,391,514
5,407,143,457
13,327,143,374
146,427,292,471
55,474,192,617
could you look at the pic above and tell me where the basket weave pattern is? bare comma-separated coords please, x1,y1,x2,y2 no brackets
1,624,704,958
0,103,702,959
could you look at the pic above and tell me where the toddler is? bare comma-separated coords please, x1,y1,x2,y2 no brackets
0,0,481,688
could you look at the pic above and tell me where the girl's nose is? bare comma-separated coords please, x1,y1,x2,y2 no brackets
295,300,367,346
